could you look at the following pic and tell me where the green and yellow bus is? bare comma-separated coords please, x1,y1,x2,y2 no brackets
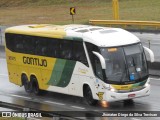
5,24,154,105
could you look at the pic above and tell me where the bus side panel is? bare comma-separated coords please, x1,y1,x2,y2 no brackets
68,61,94,97
41,58,57,90
41,69,52,90
7,63,18,84
47,59,76,87
68,61,109,100
45,59,76,94
6,49,20,85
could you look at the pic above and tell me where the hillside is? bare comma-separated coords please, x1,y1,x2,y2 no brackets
0,0,65,7
0,0,160,25
0,0,109,7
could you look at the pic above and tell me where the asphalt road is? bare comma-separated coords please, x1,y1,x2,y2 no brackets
0,59,160,120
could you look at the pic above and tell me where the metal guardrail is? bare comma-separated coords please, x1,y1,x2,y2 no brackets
89,20,160,29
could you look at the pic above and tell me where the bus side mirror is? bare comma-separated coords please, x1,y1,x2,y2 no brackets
92,51,106,69
143,46,154,63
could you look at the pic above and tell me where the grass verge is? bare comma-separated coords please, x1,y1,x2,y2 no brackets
0,0,159,26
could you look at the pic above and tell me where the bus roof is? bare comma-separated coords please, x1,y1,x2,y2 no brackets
5,24,140,47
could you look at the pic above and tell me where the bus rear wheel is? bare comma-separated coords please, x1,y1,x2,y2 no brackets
31,76,41,95
84,86,98,105
22,74,31,93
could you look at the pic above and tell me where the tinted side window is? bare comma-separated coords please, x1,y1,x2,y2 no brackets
73,41,88,66
24,35,35,54
93,55,103,79
47,40,59,58
5,33,16,51
85,42,103,79
5,33,89,66
60,40,73,59
5,33,36,54
35,37,47,56
85,42,99,65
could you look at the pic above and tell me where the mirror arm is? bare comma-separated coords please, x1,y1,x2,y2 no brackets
143,46,154,63
92,51,106,69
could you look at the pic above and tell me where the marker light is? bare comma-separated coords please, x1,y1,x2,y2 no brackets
108,48,117,52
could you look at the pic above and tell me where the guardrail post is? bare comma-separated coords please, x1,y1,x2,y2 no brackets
148,40,151,49
112,0,119,20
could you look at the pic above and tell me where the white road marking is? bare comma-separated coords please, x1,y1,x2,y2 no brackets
11,94,31,100
93,110,99,112
0,58,6,60
45,101,65,106
70,106,85,110
131,118,141,120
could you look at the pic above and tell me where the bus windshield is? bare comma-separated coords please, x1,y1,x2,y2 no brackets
100,43,148,84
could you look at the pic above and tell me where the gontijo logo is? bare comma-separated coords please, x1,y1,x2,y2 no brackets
23,56,47,67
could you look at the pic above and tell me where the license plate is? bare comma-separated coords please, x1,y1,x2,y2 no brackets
128,94,135,98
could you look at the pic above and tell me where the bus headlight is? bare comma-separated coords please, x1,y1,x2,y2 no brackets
110,88,116,92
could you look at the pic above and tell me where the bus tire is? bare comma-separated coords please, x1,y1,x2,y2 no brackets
22,74,31,93
84,85,98,105
123,99,134,105
30,76,41,95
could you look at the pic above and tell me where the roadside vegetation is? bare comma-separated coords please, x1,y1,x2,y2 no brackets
0,0,160,25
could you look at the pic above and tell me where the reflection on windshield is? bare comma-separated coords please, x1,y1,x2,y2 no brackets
124,44,148,82
100,43,148,84
101,47,127,82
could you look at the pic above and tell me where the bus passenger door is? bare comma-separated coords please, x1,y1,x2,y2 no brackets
69,62,89,97
92,53,106,100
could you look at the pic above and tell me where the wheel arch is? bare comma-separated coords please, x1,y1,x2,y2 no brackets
83,83,93,97
30,74,38,86
82,82,98,105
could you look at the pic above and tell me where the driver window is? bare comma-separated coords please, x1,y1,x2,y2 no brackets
93,55,103,80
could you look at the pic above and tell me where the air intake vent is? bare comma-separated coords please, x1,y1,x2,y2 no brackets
76,29,89,33
100,29,117,34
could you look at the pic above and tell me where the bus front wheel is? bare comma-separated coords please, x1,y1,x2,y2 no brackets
123,99,134,105
84,85,98,105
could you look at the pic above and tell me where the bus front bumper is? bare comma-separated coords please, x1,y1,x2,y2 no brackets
104,85,150,102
